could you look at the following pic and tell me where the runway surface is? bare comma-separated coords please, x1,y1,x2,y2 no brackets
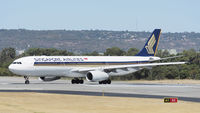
0,77,200,102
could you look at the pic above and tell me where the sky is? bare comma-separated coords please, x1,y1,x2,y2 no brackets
0,0,199,32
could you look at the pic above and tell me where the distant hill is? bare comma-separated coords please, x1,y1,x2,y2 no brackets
0,29,200,53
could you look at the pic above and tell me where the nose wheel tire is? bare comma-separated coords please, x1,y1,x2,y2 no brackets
71,78,84,84
25,80,30,84
24,76,30,84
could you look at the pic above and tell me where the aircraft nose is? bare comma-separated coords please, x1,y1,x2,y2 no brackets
8,64,16,73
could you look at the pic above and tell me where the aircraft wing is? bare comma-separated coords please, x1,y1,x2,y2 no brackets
71,62,186,73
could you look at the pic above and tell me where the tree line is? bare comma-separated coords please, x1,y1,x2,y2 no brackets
0,47,199,80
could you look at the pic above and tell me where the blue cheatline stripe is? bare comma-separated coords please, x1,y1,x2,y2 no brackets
34,61,150,65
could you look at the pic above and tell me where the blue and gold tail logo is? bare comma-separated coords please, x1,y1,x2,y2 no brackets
136,29,161,56
145,34,156,54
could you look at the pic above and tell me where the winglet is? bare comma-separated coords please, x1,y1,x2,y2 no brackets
136,29,161,56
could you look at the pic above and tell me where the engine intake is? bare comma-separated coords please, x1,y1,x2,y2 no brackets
86,71,109,82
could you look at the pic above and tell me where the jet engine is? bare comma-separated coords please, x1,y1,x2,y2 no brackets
86,71,109,82
39,76,61,81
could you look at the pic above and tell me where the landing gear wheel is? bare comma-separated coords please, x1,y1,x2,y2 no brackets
24,76,30,84
107,79,111,84
71,79,75,84
71,78,84,84
25,80,30,84
80,80,84,84
99,79,111,84
103,80,107,84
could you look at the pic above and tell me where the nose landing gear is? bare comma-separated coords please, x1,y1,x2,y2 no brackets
24,76,30,84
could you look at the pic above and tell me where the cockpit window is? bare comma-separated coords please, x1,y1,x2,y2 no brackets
12,62,22,64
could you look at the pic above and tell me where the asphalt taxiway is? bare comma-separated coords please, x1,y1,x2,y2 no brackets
0,77,200,102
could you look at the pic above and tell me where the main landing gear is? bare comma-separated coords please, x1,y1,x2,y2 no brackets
71,78,84,84
24,76,30,84
99,79,111,84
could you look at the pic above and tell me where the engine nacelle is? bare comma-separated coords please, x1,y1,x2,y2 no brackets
39,76,61,82
86,71,109,82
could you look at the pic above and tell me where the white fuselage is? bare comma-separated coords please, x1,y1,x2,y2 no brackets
8,56,160,78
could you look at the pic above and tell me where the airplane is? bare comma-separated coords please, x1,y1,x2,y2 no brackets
8,29,186,84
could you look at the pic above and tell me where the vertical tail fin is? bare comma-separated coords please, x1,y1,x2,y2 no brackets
136,29,161,56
